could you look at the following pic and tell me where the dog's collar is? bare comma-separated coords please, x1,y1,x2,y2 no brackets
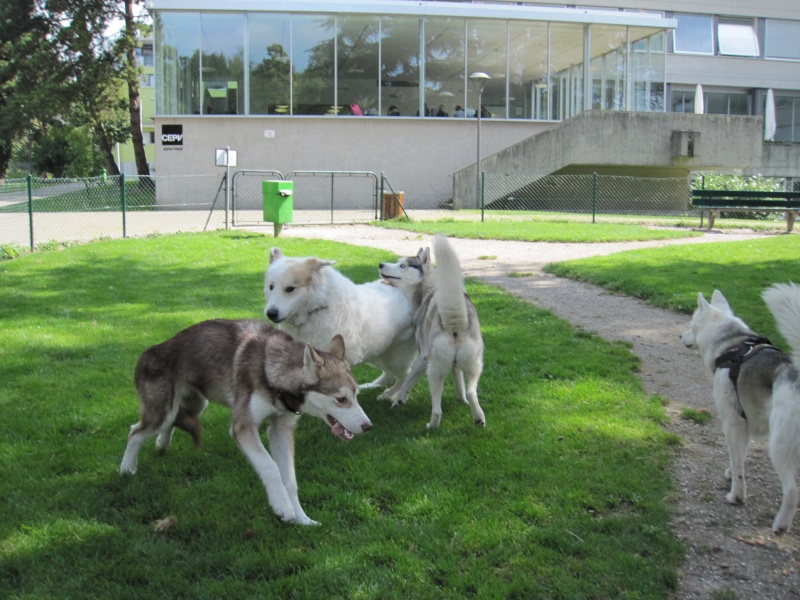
264,371,304,415
275,390,303,415
306,304,329,317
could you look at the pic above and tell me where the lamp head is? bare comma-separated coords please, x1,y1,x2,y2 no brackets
469,72,491,94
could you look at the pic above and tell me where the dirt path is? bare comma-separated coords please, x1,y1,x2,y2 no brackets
276,224,800,598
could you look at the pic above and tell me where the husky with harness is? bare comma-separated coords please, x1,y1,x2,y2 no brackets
682,285,800,533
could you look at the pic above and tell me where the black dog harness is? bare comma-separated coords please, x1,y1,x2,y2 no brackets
714,336,780,420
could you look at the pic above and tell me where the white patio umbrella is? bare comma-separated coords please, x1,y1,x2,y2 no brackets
765,88,777,141
694,84,704,114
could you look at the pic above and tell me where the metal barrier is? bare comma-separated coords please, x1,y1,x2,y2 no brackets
230,170,283,226
230,169,379,227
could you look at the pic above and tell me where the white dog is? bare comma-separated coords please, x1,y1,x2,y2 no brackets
265,248,417,393
681,284,800,532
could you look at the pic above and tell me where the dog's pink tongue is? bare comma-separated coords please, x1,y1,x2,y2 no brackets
331,422,354,441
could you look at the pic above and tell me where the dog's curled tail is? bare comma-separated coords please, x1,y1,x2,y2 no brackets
433,234,468,332
763,282,800,369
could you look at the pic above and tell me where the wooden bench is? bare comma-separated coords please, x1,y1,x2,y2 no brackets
691,190,800,233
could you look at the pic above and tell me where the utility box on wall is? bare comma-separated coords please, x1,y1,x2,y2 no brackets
263,180,293,236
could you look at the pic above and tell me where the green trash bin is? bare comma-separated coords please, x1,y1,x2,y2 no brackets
263,180,293,237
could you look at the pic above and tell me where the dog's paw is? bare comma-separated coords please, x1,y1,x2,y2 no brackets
271,499,297,523
426,413,442,429
772,519,791,534
390,396,407,407
294,515,321,527
725,491,744,504
119,462,137,475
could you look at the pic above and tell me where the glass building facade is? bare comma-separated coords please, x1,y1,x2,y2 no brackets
154,3,667,121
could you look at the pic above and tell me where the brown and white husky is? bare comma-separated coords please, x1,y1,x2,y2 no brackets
120,319,372,525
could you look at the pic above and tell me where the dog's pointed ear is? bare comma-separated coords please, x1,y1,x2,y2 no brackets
303,343,325,378
710,289,730,310
327,334,346,361
309,258,335,272
697,292,710,310
417,247,430,265
269,247,283,264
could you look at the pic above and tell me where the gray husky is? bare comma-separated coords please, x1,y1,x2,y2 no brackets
120,319,373,526
380,234,485,429
681,283,800,532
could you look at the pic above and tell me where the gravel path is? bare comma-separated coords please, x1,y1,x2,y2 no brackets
276,224,800,598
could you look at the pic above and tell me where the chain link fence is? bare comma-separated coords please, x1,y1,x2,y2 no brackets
3,171,790,252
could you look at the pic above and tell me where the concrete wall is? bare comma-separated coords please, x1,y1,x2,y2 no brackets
490,111,766,173
753,143,800,178
452,110,800,209
153,116,549,209
668,55,800,90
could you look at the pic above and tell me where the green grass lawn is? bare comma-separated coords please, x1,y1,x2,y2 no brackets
545,234,800,347
0,230,682,598
377,218,702,242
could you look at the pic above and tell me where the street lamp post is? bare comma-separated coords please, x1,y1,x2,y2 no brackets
469,72,491,210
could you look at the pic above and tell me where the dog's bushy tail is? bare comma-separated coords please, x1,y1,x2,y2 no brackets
433,234,468,332
763,282,800,369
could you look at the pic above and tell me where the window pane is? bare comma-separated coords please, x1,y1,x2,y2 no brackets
774,96,798,142
293,14,336,115
590,25,627,111
706,92,727,114
728,93,750,115
706,92,751,115
467,19,508,118
765,19,800,60
156,12,200,115
200,13,245,115
380,16,420,117
423,17,465,118
718,22,759,57
508,21,548,120
673,14,713,54
631,31,666,112
249,13,291,115
671,91,690,113
550,23,584,119
338,15,380,116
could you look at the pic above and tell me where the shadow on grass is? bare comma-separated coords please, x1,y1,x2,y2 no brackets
0,232,682,598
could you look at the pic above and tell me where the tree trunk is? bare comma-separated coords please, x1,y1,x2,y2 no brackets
125,0,150,177
95,122,120,176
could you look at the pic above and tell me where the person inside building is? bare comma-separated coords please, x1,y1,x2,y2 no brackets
387,105,400,116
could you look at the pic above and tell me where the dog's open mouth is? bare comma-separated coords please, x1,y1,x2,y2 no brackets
380,272,399,281
327,415,354,441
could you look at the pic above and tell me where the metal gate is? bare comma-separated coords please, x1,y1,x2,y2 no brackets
231,170,379,226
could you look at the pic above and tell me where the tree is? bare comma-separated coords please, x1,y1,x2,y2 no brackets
118,0,150,176
0,0,67,177
0,0,149,178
